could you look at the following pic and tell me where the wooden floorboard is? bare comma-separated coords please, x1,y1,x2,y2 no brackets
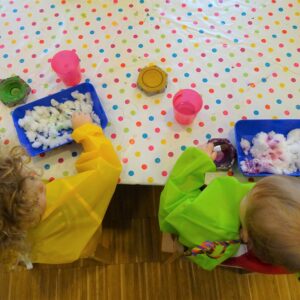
0,185,300,300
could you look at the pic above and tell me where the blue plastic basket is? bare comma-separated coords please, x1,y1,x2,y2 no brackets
234,119,300,176
12,82,108,156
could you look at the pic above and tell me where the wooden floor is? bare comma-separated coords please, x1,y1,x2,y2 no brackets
0,185,300,300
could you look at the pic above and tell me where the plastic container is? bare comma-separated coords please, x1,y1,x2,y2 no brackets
234,119,300,176
208,138,236,170
173,89,203,125
51,50,81,86
12,82,108,156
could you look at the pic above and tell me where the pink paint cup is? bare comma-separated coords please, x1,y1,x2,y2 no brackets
173,89,203,125
51,50,81,86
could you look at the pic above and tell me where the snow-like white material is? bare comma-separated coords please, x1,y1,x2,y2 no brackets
18,91,100,150
240,129,300,174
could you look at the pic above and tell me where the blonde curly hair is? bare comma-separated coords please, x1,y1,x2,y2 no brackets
0,146,41,269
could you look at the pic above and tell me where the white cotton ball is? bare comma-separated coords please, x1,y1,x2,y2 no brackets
240,138,251,155
287,129,300,145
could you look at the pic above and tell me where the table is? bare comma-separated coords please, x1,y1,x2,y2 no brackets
0,0,299,185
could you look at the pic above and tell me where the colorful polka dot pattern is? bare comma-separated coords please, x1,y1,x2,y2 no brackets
0,0,299,184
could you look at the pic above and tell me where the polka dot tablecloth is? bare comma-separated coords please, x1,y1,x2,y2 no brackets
0,0,299,185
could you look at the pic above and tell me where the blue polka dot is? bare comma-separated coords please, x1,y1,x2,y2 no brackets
172,53,177,58
27,79,32,83
253,110,259,115
58,22,63,26
96,17,101,21
265,62,270,67
208,3,213,8
148,116,154,121
85,78,90,83
184,73,190,78
36,31,41,35
3,54,8,58
149,16,154,21
112,105,118,110
115,53,121,58
12,8,18,13
272,34,277,38
199,29,204,34
241,12,247,16
50,4,55,8
177,39,182,43
202,78,208,83
138,44,143,48
128,170,134,176
72,151,78,157
216,99,221,104
20,26,25,30
212,48,217,53
225,68,231,72
278,7,284,12
221,21,226,25
296,104,300,110
90,30,95,35
43,49,48,53
142,133,148,139
276,99,282,104
233,38,239,43
128,25,133,30
126,73,131,78
102,83,107,88
180,145,186,151
187,12,192,16
286,52,292,57
118,8,123,12
44,164,50,170
205,134,211,139
261,77,267,83
155,158,161,163
292,25,298,30
99,49,105,53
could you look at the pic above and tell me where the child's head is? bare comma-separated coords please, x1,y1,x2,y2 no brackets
0,147,46,268
240,175,300,272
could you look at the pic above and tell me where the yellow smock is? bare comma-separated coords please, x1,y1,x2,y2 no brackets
27,123,122,264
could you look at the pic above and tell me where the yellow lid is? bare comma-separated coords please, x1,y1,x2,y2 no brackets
137,66,168,95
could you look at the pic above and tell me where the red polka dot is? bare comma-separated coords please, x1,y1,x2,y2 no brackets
49,177,55,182
141,164,147,170
162,171,168,177
58,158,64,163
3,139,9,145
136,121,142,127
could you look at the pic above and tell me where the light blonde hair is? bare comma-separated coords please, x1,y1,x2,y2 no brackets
0,147,41,269
245,175,300,272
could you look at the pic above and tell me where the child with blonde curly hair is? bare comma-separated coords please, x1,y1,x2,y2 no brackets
0,112,122,269
159,143,300,273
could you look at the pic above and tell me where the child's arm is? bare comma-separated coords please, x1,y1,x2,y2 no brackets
159,145,216,232
71,113,122,173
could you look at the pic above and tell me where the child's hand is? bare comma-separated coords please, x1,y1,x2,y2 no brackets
199,143,217,161
72,112,92,129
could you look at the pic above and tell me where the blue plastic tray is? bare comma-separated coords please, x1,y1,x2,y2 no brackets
12,82,108,156
234,119,300,177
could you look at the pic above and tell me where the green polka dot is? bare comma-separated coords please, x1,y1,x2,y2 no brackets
65,9,70,13
81,13,87,18
238,25,243,30
51,35,56,40
28,44,33,49
229,53,235,58
155,48,160,53
207,63,213,68
119,89,125,94
255,30,260,34
36,64,41,68
130,110,136,116
0,128,6,133
74,26,79,30
123,128,129,133
132,58,138,63
63,171,69,176
216,34,221,39
247,58,253,62
211,116,216,122
224,8,229,12
220,83,226,88
234,105,240,109
243,73,249,77
122,39,127,44
186,127,192,133
160,34,166,39
144,30,149,34
43,84,49,88
109,68,114,73
107,122,112,127
43,17,48,22
171,8,176,12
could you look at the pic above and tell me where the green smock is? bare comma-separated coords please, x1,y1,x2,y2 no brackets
159,147,255,270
